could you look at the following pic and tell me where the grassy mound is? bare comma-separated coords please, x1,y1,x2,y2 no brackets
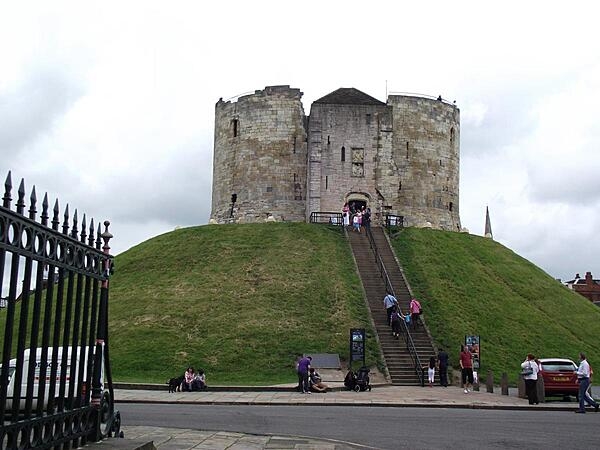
391,228,600,383
109,223,379,384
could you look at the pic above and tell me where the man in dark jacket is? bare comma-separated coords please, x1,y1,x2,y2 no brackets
437,348,449,387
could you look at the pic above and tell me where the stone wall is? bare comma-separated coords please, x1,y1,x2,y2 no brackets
307,103,391,222
386,95,460,230
211,86,307,223
211,86,461,231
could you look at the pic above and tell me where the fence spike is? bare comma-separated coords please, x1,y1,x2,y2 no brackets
29,185,37,220
3,170,12,208
71,209,79,239
62,204,70,235
16,178,26,215
52,199,60,231
96,222,102,250
81,214,87,243
41,193,49,227
89,218,95,247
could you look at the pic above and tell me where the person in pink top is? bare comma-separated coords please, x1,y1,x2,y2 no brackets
409,298,421,330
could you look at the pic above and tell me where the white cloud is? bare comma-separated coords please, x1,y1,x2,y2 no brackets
1,0,599,282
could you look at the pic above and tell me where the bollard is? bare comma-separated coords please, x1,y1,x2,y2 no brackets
501,372,509,395
536,374,545,403
486,370,494,393
517,376,526,398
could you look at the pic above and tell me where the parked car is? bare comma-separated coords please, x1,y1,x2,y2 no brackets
538,358,579,400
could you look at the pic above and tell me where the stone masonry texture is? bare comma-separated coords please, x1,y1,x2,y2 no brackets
211,85,461,231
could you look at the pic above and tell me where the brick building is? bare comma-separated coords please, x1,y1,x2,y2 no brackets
565,272,600,304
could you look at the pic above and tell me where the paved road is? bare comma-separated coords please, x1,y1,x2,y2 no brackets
117,403,599,449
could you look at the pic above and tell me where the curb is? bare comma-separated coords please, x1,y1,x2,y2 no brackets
113,397,578,412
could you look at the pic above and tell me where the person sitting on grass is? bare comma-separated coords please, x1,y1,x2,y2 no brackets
309,368,328,393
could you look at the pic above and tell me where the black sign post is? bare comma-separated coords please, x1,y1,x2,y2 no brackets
465,335,481,371
350,328,366,369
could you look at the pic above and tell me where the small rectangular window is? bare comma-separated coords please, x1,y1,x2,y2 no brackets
266,186,273,193
341,146,346,162
232,119,239,137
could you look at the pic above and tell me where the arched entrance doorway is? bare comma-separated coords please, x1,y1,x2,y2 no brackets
346,192,370,213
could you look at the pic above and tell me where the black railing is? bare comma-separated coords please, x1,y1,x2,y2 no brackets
0,171,120,449
309,212,344,226
365,226,424,387
383,214,404,229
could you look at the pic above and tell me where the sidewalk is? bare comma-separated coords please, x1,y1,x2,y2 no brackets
113,383,574,411
89,383,580,449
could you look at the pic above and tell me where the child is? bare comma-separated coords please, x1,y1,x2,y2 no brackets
428,356,436,387
390,306,402,339
353,213,361,232
404,312,411,327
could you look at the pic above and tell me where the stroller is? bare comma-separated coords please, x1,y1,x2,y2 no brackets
344,366,371,392
354,366,372,391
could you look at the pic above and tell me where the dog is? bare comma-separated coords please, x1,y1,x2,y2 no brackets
167,375,184,393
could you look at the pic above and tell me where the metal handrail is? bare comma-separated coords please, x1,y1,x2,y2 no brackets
383,214,404,228
309,211,344,226
365,226,424,386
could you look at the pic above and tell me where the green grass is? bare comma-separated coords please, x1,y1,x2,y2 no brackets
108,223,380,384
391,228,600,384
5,224,598,387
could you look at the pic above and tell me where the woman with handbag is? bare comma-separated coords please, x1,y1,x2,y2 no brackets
521,354,540,405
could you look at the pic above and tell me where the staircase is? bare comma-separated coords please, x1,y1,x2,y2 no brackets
348,227,436,385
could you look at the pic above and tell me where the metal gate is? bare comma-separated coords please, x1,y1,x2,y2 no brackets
0,171,120,449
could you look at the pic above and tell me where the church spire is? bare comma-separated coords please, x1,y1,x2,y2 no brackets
484,206,493,239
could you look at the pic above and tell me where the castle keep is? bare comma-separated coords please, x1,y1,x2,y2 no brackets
211,85,461,230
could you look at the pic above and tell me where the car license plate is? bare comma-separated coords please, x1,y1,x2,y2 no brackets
552,377,569,382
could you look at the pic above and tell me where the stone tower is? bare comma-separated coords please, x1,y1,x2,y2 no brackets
211,86,307,223
210,85,461,231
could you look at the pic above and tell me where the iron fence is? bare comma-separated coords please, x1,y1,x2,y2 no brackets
0,171,120,449
383,214,404,229
309,212,344,226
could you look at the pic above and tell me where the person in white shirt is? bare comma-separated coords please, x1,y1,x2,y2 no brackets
521,354,540,405
383,292,398,325
575,353,599,413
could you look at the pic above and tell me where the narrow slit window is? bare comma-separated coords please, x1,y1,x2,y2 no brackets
450,127,455,144
449,202,453,211
341,146,345,162
325,176,328,190
293,173,297,182
406,141,409,159
232,119,238,137
327,135,330,145
293,135,297,153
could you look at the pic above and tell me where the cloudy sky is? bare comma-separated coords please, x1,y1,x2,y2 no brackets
1,1,598,282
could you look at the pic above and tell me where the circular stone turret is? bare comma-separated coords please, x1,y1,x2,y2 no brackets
211,86,308,223
385,95,460,230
